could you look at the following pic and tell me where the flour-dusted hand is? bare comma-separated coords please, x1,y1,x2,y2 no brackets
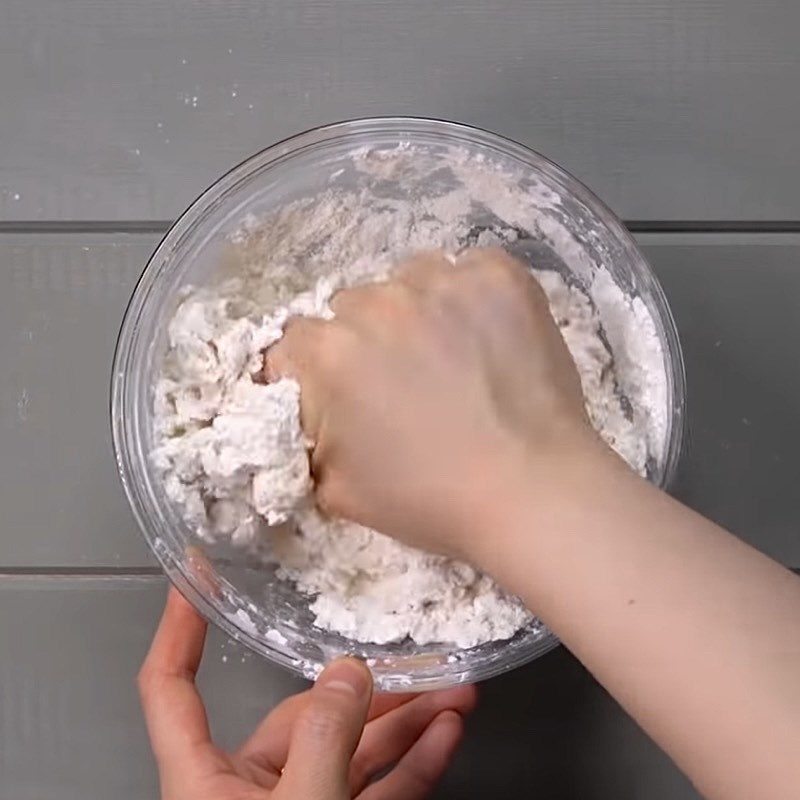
139,589,476,800
266,248,596,560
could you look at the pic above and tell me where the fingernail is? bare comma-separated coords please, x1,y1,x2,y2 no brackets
317,658,370,697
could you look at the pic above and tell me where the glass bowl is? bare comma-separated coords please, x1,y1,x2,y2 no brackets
112,117,685,690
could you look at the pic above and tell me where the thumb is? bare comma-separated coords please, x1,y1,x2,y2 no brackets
280,658,373,799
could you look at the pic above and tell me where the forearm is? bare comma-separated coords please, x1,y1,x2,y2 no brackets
472,443,800,800
275,247,800,796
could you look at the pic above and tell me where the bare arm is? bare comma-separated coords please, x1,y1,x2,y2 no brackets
268,248,800,800
472,438,800,800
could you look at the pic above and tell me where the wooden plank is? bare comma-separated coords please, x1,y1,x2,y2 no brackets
0,234,159,567
0,234,800,568
1,233,798,567
642,235,800,564
1,0,799,222
0,575,699,800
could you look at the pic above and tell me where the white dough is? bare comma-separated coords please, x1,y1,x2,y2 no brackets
152,145,668,647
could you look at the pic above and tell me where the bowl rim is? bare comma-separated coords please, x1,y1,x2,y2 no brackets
111,115,686,688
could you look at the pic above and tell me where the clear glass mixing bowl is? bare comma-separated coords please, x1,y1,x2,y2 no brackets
112,118,685,690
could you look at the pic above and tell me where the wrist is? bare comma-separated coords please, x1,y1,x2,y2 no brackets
458,426,621,582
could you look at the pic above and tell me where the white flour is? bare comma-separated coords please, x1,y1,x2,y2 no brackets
153,145,668,648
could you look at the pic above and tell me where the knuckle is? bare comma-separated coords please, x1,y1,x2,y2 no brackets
426,268,455,295
369,282,413,314
364,284,402,313
459,247,515,283
485,251,520,279
333,283,384,317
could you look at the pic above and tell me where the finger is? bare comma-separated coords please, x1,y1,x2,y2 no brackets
232,691,315,790
455,246,541,295
264,317,332,439
263,316,330,383
358,710,465,800
237,689,420,776
329,282,385,317
279,658,373,800
137,588,212,774
242,690,420,758
367,692,425,720
454,245,519,269
328,282,419,338
350,685,477,794
184,545,222,599
397,250,454,291
235,691,309,776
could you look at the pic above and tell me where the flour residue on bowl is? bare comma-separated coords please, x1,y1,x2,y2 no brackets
151,145,668,648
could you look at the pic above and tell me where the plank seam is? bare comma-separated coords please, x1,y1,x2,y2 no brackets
0,566,163,576
0,567,796,578
2,221,800,235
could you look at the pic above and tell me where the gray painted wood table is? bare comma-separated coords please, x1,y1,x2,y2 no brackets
1,3,798,798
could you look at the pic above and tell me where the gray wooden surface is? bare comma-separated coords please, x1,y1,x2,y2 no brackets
2,1,799,798
2,0,800,222
0,234,157,568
